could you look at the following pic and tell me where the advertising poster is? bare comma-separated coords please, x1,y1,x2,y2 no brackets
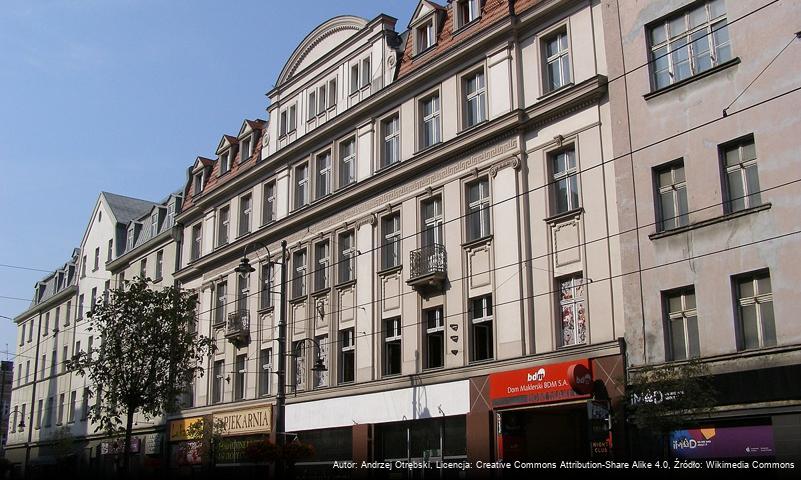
670,426,775,459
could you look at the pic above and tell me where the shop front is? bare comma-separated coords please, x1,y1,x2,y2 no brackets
487,357,622,462
213,404,273,467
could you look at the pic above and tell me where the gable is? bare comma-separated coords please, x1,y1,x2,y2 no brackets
409,0,445,28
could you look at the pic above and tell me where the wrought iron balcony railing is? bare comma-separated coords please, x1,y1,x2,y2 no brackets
408,244,447,289
225,310,250,345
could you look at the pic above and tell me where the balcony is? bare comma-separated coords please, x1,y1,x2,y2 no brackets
225,310,250,346
407,244,447,291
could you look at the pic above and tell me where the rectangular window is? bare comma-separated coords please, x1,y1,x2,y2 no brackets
417,20,435,54
151,212,159,237
78,295,84,320
544,29,571,91
316,151,332,199
457,0,480,27
107,239,113,262
88,336,94,356
20,404,26,432
139,259,147,279
421,197,443,247
90,288,97,311
339,138,356,188
425,307,445,369
318,85,327,114
260,263,274,310
292,249,307,299
236,272,249,312
212,360,224,404
294,163,309,210
27,319,33,342
55,308,60,331
155,250,164,280
259,348,272,397
559,274,587,346
279,104,296,136
466,178,491,241
649,0,731,89
381,213,401,270
25,360,30,383
234,354,246,401
11,407,17,433
191,224,202,261
215,282,227,326
19,323,24,346
241,136,252,161
36,399,42,429
50,349,56,376
57,393,65,425
167,202,176,227
93,247,100,271
82,255,87,277
103,280,110,304
338,230,355,284
45,397,53,427
220,151,231,175
65,301,71,326
239,194,252,236
656,161,689,231
339,328,355,383
217,206,230,246
308,90,317,121
350,63,360,94
68,391,76,423
463,70,486,128
361,58,371,89
62,345,68,373
737,271,775,350
551,148,579,214
43,313,49,336
665,289,699,360
381,114,400,168
328,78,338,107
420,93,441,149
384,317,402,376
262,181,276,225
194,173,204,195
314,334,328,388
723,137,761,212
81,388,89,420
470,295,493,361
293,340,305,391
314,241,330,292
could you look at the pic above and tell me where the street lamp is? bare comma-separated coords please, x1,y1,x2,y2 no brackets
288,337,328,392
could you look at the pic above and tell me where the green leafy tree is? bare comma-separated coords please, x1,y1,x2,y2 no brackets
68,276,214,474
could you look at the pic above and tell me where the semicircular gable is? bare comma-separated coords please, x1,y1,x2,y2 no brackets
276,15,368,87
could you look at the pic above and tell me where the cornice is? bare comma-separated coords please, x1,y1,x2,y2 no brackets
13,285,77,323
105,229,175,273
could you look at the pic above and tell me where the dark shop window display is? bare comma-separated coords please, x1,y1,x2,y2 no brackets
376,416,466,462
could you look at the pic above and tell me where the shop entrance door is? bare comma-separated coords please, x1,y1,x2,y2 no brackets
498,403,590,461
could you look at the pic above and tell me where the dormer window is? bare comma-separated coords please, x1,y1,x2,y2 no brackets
151,212,159,237
167,201,176,227
416,18,436,54
219,151,231,175
241,136,252,162
193,172,204,195
456,0,481,29
127,226,135,250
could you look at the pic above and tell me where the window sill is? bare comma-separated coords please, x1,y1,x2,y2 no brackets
458,119,489,136
289,295,307,304
257,305,275,314
536,82,575,101
413,44,438,59
469,357,495,366
545,207,584,225
377,265,403,276
153,277,163,284
375,160,403,176
312,287,331,297
453,17,482,37
415,141,442,156
644,57,741,101
212,321,226,329
336,279,357,290
462,235,493,249
648,203,771,240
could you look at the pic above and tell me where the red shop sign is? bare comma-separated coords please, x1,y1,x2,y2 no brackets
489,359,593,407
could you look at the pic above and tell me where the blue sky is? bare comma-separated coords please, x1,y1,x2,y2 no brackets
0,0,412,357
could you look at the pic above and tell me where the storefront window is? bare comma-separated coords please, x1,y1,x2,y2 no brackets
296,427,353,462
376,417,466,462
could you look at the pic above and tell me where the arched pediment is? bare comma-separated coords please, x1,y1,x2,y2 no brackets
276,15,368,87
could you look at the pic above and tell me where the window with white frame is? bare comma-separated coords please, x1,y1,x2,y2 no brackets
190,223,202,261
193,172,204,195
416,18,436,55
551,148,579,215
279,104,297,137
236,272,249,312
107,238,113,262
544,29,571,92
470,295,493,361
294,163,309,210
656,161,688,231
292,340,305,390
239,194,252,236
420,92,441,149
57,393,65,425
241,136,252,162
214,281,227,326
234,354,246,401
463,70,486,128
260,263,274,309
328,78,338,108
292,249,307,299
723,137,761,212
313,334,328,388
339,137,356,188
649,0,731,90
559,274,587,346
219,150,231,175
350,57,372,93
381,213,401,270
381,114,400,168
339,328,355,383
466,178,491,241
126,228,135,250
155,250,164,280
425,307,444,369
217,205,230,246
93,247,99,271
456,0,481,28
338,230,355,284
384,317,402,376
262,180,276,225
212,360,224,404
152,211,160,237
258,348,272,396
736,271,775,350
78,294,84,320
316,151,332,199
665,288,699,360
421,196,443,247
361,57,371,89
314,240,330,292
308,90,317,121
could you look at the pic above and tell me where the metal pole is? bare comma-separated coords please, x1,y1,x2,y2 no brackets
275,240,287,477
25,310,44,478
